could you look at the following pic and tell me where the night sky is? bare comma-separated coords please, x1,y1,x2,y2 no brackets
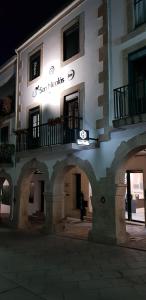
0,0,74,67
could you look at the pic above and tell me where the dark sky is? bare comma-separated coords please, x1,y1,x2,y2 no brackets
0,0,74,67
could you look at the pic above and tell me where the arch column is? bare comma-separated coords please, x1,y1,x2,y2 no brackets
89,175,118,244
43,192,53,233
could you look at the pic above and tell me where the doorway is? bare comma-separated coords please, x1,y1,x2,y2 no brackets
128,48,146,115
28,106,40,148
63,92,80,143
125,170,145,222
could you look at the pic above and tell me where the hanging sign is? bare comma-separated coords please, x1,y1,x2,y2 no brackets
77,130,90,145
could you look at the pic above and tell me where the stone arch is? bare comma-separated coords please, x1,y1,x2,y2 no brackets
50,155,98,233
14,159,50,229
109,132,146,242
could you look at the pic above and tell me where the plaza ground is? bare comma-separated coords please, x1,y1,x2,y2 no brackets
0,222,146,299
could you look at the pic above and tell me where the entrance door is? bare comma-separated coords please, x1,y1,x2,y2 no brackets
63,92,80,143
28,106,40,148
128,48,146,114
125,170,145,222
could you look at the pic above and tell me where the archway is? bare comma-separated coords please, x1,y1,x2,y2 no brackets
16,159,49,230
0,170,13,225
110,132,146,243
50,156,96,239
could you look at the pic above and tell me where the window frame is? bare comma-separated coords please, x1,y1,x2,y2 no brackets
134,0,146,28
28,45,42,84
61,13,84,66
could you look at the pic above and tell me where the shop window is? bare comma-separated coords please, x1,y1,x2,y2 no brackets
29,49,41,81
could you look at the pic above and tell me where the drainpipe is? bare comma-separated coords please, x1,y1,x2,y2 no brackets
15,49,19,132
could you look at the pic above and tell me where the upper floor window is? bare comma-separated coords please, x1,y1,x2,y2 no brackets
63,21,79,61
62,14,84,64
29,49,41,81
134,0,146,27
0,126,8,144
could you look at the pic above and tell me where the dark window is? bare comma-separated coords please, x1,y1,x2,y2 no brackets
63,21,79,61
134,0,146,27
1,126,8,143
29,50,41,81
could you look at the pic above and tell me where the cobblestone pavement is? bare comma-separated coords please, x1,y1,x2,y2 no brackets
0,226,146,299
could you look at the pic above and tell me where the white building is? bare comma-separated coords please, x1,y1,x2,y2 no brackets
1,0,146,244
0,56,16,223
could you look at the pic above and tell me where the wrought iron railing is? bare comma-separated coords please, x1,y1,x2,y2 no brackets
16,116,82,152
113,80,146,120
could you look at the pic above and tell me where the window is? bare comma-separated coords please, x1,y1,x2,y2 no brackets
29,50,41,81
0,126,8,144
63,20,79,61
134,0,146,27
62,14,84,64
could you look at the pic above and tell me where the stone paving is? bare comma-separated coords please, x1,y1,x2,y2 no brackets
0,226,146,299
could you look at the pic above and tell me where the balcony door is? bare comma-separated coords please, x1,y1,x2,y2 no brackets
128,48,146,114
28,106,40,149
63,92,80,143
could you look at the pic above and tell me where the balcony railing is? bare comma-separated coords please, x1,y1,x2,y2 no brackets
113,80,146,120
16,116,82,152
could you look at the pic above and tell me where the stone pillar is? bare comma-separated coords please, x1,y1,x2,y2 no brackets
88,175,116,244
89,174,127,244
115,184,127,243
43,191,65,233
43,192,54,233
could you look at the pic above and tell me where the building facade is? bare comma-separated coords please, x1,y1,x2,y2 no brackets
0,56,16,224
1,0,146,244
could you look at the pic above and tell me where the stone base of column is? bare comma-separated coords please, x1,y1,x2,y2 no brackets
88,228,117,245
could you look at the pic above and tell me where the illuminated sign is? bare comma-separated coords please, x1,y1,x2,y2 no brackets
77,130,90,146
32,69,75,97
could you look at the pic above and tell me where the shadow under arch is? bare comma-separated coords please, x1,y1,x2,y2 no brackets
50,155,98,236
15,159,50,229
109,132,146,243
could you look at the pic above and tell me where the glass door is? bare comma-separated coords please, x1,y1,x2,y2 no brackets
63,92,80,143
28,106,40,149
125,170,145,222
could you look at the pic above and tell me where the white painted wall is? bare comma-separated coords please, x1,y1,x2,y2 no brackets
19,0,102,139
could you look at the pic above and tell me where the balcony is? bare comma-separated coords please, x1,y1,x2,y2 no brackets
16,116,82,153
0,144,15,165
113,80,146,127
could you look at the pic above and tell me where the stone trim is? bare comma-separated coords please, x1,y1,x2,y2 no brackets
96,118,104,129
99,133,110,142
98,95,104,106
97,0,110,140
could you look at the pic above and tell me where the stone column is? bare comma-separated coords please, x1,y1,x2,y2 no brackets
43,192,54,233
88,176,127,244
